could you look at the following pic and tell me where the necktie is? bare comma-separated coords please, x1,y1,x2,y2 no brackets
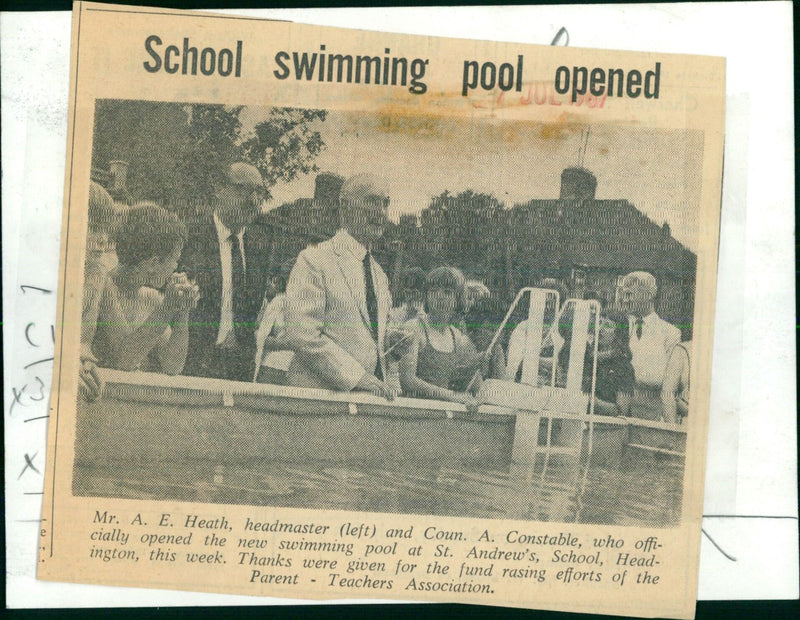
363,252,379,340
363,252,383,380
229,234,246,341
636,317,643,340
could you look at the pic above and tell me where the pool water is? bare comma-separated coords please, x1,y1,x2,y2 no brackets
74,451,683,527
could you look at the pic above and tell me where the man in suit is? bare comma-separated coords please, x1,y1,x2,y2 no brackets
179,162,271,381
619,270,681,420
285,173,395,399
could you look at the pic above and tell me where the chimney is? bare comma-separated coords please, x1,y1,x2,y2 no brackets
559,167,597,201
313,172,345,206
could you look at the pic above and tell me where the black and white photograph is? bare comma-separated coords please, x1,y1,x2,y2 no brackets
74,99,700,527
19,2,796,615
29,5,734,614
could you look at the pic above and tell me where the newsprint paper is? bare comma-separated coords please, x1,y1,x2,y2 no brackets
39,3,725,617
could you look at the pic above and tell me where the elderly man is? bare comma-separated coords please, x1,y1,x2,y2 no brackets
179,161,271,381
285,173,395,399
619,271,681,421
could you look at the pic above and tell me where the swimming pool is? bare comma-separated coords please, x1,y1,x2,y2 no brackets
72,370,684,527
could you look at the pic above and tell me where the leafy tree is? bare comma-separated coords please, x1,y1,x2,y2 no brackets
91,101,327,210
91,100,192,206
172,104,244,209
421,189,505,274
241,107,327,197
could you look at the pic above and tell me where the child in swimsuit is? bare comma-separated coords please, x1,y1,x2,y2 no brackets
89,202,198,375
399,266,481,412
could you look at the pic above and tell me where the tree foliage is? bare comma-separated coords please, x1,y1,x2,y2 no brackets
168,104,245,209
422,190,505,269
91,101,327,209
377,189,510,299
241,108,327,193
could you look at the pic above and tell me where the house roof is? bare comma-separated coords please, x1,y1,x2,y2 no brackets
260,174,696,280
511,198,695,276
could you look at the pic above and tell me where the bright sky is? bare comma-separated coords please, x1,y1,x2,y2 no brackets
249,109,703,253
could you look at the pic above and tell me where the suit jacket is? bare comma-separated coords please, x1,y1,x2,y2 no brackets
178,210,271,381
285,229,391,391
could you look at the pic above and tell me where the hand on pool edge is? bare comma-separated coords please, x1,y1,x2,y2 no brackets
79,355,104,402
355,373,396,401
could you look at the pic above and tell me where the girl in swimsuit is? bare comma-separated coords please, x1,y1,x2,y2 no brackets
399,266,481,412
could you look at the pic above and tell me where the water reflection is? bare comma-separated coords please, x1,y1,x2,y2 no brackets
75,450,683,527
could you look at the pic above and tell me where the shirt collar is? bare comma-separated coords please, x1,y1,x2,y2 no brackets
642,311,659,323
332,228,367,261
629,311,658,323
213,212,245,244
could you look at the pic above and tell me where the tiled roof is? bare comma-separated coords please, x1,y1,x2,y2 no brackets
511,198,695,275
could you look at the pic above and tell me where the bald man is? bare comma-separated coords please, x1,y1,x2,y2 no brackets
284,174,395,398
179,162,271,381
619,271,681,420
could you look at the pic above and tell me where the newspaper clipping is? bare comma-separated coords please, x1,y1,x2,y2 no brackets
39,3,725,617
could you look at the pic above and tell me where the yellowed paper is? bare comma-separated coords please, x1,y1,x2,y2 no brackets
40,3,725,617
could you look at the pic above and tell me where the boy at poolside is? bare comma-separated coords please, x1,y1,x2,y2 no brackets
85,202,199,377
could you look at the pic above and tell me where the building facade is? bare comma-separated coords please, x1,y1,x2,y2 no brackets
508,167,695,330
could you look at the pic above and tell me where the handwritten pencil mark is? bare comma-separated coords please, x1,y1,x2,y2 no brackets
20,285,52,294
550,27,569,47
703,514,799,520
24,357,54,369
24,415,50,423
25,322,40,347
27,376,46,402
701,527,737,562
10,376,48,414
18,452,41,479
10,385,27,414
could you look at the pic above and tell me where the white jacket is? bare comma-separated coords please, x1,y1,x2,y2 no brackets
285,230,391,391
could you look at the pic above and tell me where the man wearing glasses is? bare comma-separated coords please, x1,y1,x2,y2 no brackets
180,161,271,381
